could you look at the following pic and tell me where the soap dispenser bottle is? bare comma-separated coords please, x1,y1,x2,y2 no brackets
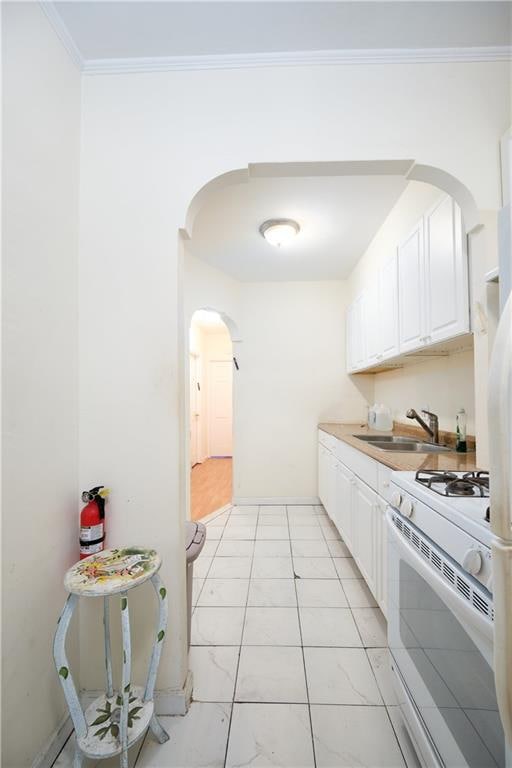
456,408,467,453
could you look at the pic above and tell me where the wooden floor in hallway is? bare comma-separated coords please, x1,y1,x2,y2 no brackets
191,457,232,521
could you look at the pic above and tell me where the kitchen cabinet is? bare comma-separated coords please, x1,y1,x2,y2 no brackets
398,218,425,353
424,195,468,344
346,194,469,372
375,496,388,616
346,292,366,372
334,461,355,552
379,250,400,360
352,479,377,597
364,279,380,367
317,430,388,615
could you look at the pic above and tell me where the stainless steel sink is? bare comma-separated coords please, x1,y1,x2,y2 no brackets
367,441,451,453
353,434,419,444
352,434,451,453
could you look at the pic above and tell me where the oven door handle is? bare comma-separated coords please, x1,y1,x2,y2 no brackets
387,508,493,644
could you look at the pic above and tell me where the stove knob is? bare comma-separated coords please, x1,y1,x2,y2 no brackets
391,491,402,509
401,498,414,518
462,549,482,576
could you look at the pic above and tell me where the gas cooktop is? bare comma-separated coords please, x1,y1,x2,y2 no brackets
415,470,489,498
391,469,492,545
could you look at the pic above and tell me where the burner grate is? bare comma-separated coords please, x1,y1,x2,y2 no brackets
415,469,489,499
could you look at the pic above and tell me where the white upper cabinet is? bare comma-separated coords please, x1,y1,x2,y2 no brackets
424,196,468,344
364,279,381,367
379,250,400,360
398,218,425,353
346,291,366,372
346,194,470,373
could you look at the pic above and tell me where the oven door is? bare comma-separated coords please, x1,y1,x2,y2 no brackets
387,508,507,768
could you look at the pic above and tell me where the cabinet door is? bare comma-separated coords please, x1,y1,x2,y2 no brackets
326,452,338,520
398,219,425,353
375,496,388,618
318,443,326,507
379,250,400,360
334,462,355,551
353,480,377,598
364,279,380,367
346,293,366,372
424,196,469,344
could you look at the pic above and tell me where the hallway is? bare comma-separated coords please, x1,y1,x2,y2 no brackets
54,503,416,768
191,458,232,521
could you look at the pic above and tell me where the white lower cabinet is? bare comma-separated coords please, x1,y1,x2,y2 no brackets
318,431,388,616
352,479,378,599
334,461,355,552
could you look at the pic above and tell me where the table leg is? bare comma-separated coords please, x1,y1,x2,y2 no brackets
103,597,114,698
54,594,87,741
144,574,170,743
120,591,131,768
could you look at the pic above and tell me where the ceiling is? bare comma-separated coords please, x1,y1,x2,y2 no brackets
50,2,511,63
188,174,408,282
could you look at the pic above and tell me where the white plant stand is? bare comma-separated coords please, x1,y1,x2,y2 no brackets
54,547,170,767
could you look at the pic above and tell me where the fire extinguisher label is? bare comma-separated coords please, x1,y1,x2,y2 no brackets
80,541,104,556
80,523,104,542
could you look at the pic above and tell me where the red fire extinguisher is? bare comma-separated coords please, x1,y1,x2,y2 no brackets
80,486,109,559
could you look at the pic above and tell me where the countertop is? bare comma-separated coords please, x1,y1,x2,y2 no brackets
318,422,480,473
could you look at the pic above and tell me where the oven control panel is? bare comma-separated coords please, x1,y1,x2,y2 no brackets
389,483,493,592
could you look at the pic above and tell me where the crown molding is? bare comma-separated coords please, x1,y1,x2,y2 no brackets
39,1,83,70
82,45,512,76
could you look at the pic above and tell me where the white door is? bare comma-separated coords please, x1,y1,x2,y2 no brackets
208,360,233,457
398,219,425,353
190,354,200,466
379,250,400,360
424,196,469,344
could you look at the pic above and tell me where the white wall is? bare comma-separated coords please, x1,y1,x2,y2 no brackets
78,59,509,698
234,280,369,500
372,351,476,434
2,4,81,766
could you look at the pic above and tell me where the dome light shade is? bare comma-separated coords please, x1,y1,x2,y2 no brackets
259,219,300,247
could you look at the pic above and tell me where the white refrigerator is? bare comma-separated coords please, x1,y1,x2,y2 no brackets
489,287,512,756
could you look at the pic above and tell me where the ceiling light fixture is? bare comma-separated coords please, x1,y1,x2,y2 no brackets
259,219,300,248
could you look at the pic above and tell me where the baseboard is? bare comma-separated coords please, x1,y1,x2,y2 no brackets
155,670,193,715
31,712,73,768
233,496,320,506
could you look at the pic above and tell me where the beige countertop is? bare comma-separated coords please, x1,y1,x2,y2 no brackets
318,422,480,473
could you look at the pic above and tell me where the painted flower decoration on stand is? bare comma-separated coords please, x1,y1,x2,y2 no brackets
91,694,143,740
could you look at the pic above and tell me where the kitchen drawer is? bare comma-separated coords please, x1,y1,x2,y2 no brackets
318,429,337,452
334,439,378,491
378,465,394,503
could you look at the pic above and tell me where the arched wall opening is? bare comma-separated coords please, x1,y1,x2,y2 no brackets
180,157,493,521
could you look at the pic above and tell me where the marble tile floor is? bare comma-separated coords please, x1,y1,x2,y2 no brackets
53,504,420,768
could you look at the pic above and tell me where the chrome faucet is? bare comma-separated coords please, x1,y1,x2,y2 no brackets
406,408,439,444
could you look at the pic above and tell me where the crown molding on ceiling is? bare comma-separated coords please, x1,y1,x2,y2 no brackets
39,3,511,77
82,45,512,75
40,2,84,70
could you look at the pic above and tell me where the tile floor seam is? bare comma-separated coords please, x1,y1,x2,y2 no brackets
287,504,318,768
222,505,259,768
